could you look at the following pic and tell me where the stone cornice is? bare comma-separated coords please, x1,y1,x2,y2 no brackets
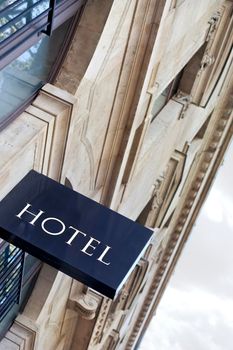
126,63,233,349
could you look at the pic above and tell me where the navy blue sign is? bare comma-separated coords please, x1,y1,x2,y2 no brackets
0,171,153,299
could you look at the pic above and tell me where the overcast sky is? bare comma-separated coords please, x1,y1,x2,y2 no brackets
139,140,233,350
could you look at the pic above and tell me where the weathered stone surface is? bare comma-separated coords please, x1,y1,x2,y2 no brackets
0,0,232,349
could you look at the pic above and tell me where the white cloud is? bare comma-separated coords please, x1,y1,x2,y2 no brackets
139,286,233,350
203,188,224,223
203,188,233,228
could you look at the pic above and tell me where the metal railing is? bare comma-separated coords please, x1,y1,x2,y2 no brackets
0,242,25,322
0,0,57,45
0,0,84,71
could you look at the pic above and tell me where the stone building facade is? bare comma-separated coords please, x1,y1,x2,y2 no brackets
0,0,232,349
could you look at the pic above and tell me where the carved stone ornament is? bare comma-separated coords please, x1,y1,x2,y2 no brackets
73,294,98,320
173,90,192,119
200,54,215,71
206,11,222,42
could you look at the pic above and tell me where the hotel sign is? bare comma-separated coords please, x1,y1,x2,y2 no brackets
0,171,153,299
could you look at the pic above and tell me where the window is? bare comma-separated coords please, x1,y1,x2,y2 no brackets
122,71,183,185
0,0,84,67
0,18,71,127
0,243,24,324
0,241,41,339
151,73,182,122
0,0,85,129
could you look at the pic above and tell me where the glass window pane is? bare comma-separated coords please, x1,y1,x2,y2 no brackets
151,88,169,118
0,18,71,124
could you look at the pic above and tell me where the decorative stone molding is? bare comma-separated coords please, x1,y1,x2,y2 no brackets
70,294,99,320
191,3,233,106
173,90,192,119
206,10,222,42
125,67,233,349
200,54,215,71
0,316,37,350
31,84,76,181
89,297,111,346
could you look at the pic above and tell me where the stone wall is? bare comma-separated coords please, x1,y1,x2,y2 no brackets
0,0,232,349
